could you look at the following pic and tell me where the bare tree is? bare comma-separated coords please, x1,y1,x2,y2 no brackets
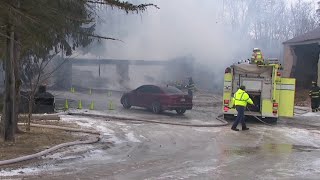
223,0,318,59
21,53,58,131
290,0,318,37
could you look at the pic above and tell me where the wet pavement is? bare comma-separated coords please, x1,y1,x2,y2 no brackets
1,90,319,179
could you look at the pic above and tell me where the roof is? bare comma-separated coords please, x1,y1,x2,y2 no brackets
283,27,320,45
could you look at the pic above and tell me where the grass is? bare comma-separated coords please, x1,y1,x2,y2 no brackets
0,125,79,161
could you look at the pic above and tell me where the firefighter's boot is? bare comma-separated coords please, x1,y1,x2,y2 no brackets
231,127,239,131
242,127,249,131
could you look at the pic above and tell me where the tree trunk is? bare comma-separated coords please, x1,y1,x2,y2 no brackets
1,25,16,141
14,27,22,133
14,0,22,133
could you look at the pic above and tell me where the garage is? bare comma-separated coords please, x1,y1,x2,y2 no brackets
283,27,320,88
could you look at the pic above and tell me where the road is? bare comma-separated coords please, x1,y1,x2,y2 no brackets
1,90,320,180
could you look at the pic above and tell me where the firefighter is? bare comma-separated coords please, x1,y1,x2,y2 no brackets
309,81,320,112
175,80,182,90
251,48,264,65
231,85,254,131
186,77,196,98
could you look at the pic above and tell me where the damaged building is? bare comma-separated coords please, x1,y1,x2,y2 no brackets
283,27,320,88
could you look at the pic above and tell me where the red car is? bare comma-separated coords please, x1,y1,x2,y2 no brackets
121,85,193,114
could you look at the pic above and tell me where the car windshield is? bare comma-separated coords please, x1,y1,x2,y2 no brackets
162,86,183,94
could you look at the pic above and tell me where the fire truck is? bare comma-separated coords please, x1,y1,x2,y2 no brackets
222,59,296,123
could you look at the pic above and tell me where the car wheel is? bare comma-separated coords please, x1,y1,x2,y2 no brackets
122,96,131,109
176,109,186,115
152,102,162,114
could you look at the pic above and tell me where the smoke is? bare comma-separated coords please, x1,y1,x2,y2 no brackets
77,0,255,91
46,0,319,92
45,0,317,91
94,0,249,63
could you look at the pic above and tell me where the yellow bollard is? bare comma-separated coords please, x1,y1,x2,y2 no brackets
64,99,69,111
70,87,75,93
78,100,83,109
89,101,94,110
108,100,115,110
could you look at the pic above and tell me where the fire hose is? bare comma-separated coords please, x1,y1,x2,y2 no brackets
225,105,273,126
245,107,274,126
68,112,229,127
0,124,101,166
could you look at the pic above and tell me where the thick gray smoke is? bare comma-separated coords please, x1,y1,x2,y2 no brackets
77,0,253,91
74,0,316,91
93,0,251,62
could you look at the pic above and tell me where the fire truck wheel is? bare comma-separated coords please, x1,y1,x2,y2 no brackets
264,117,278,124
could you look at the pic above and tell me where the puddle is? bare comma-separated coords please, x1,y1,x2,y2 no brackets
224,144,320,155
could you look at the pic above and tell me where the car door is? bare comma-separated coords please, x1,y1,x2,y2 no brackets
144,86,162,108
132,86,147,107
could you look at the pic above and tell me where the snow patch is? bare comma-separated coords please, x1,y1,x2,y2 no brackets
139,135,147,139
114,122,127,126
43,145,94,160
0,165,59,177
312,158,320,167
301,112,320,117
126,132,141,143
274,127,320,147
193,128,222,133
60,115,124,144
0,168,40,177
156,165,221,180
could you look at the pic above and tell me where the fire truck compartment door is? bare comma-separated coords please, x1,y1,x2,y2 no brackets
278,78,296,117
242,79,262,91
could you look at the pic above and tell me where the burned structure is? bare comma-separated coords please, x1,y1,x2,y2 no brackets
283,27,320,88
53,56,195,90
20,85,55,113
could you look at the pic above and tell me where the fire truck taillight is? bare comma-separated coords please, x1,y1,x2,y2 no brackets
224,106,229,112
277,72,281,76
273,103,278,115
224,100,230,106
